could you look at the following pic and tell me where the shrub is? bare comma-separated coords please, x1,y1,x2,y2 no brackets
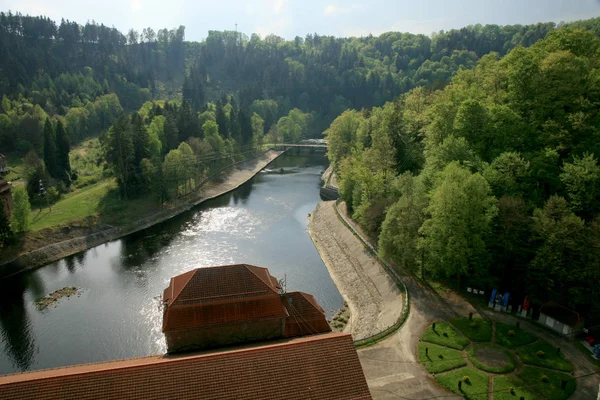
541,375,549,382
508,330,515,336
438,354,444,359
509,387,515,394
462,376,470,383
443,332,449,337
536,350,545,358
470,322,477,328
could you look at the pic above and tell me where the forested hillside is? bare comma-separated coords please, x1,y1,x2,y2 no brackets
326,28,600,323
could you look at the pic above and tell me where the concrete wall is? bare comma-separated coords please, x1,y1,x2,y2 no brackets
166,318,285,353
539,313,574,336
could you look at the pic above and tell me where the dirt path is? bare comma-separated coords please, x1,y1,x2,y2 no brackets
309,201,402,340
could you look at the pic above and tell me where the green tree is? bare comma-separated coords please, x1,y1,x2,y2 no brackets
102,114,134,198
42,118,58,178
560,153,600,217
419,162,497,288
324,110,363,168
10,187,32,233
54,119,71,185
0,200,13,246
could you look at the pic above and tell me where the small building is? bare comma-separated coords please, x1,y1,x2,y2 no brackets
162,264,331,353
0,332,372,400
0,180,12,217
538,302,583,337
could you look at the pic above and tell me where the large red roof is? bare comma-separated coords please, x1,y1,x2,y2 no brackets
162,264,289,332
0,332,371,400
282,292,332,337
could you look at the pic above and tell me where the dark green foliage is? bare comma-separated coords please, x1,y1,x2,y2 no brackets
215,101,229,138
54,119,71,185
42,118,58,178
0,200,12,246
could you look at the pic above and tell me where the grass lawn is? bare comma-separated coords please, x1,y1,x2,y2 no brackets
516,339,574,372
467,343,516,374
493,375,541,400
435,366,489,400
418,342,466,373
30,179,116,230
495,321,537,349
450,317,493,342
518,367,576,400
422,322,470,350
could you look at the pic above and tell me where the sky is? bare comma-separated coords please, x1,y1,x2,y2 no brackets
1,0,600,41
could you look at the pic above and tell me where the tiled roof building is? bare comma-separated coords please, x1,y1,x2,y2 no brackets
0,332,372,400
0,264,371,399
162,264,331,352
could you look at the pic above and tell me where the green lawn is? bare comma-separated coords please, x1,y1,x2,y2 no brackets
418,342,466,373
435,366,489,400
467,343,516,374
493,375,541,400
450,317,493,342
516,339,574,372
422,322,470,350
518,367,576,400
495,321,538,349
30,179,116,231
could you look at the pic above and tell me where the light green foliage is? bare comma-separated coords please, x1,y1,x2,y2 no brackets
493,376,541,400
421,322,470,350
10,187,32,233
560,153,600,215
483,152,530,198
418,342,466,373
203,120,225,155
518,367,575,400
324,110,363,168
450,318,493,342
494,322,537,348
516,339,574,372
148,116,165,157
419,163,497,286
435,367,489,400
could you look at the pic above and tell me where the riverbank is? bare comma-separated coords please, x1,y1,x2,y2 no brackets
308,201,403,340
0,150,283,277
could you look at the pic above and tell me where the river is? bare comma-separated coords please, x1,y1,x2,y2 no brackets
0,152,343,374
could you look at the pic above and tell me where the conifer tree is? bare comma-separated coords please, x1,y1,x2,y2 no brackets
55,119,71,185
43,118,58,178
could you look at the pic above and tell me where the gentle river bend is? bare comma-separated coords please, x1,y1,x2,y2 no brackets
0,153,343,374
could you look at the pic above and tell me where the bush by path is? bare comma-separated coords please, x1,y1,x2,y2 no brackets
493,375,541,400
435,366,489,400
422,322,470,350
518,366,576,400
418,342,466,373
450,317,493,342
495,321,537,348
516,339,574,372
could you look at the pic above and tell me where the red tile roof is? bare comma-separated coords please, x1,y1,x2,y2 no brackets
162,265,288,332
164,264,280,307
282,292,332,337
0,332,371,400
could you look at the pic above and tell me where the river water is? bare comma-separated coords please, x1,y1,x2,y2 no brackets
0,153,343,374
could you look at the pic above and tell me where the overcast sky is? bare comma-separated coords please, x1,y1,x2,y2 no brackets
1,0,599,41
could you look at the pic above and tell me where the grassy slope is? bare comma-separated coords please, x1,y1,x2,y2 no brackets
495,321,537,349
418,342,466,373
435,366,489,400
422,322,470,350
450,317,493,342
516,339,574,372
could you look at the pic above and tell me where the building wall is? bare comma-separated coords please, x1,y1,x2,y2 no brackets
165,318,285,353
539,313,574,336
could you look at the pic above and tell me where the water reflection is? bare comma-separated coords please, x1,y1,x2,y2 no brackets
0,153,343,374
0,277,36,371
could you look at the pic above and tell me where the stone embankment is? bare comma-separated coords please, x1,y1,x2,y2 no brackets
308,201,403,340
0,150,283,277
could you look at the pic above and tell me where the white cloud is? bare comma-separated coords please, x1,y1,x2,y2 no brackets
131,0,142,13
324,3,363,16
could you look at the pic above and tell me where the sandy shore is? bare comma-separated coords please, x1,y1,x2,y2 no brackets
308,201,403,340
0,150,283,276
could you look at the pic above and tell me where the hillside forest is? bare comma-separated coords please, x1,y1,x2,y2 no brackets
1,11,600,323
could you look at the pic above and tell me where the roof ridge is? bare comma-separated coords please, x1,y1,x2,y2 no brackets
0,333,352,384
169,269,198,305
243,264,279,294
